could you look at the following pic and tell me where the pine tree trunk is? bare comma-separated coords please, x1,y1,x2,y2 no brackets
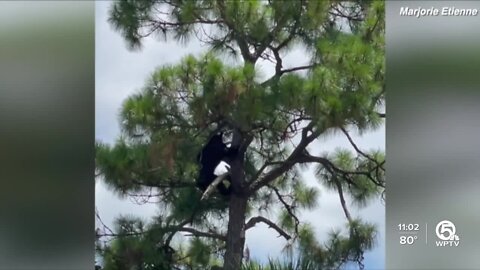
223,194,248,270
223,129,249,270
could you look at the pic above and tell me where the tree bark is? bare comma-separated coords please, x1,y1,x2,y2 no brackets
223,193,248,270
223,122,250,269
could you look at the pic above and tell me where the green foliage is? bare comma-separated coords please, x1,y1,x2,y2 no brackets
187,238,213,267
293,182,318,210
108,0,157,50
97,1,385,269
316,148,385,207
296,220,377,269
97,216,177,270
96,140,150,197
242,258,318,270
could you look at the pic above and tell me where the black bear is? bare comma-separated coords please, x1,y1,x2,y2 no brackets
196,132,236,195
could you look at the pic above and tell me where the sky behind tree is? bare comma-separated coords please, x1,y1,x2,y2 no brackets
95,2,385,268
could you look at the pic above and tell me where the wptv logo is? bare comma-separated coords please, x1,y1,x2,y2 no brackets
435,220,460,247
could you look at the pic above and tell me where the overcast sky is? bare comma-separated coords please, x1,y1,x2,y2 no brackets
95,2,385,269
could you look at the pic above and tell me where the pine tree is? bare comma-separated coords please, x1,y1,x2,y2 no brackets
96,1,385,269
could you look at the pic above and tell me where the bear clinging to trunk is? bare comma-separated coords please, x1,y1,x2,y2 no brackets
196,132,237,196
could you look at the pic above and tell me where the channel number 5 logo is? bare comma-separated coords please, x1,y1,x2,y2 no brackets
435,220,459,241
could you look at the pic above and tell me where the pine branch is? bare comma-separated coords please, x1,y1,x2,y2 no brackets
245,216,291,240
251,160,284,183
280,64,318,74
268,184,300,237
249,122,321,192
333,179,353,222
216,0,255,63
97,218,226,242
260,60,319,88
130,178,193,189
95,208,115,237
303,154,383,187
179,227,226,241
340,127,377,164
